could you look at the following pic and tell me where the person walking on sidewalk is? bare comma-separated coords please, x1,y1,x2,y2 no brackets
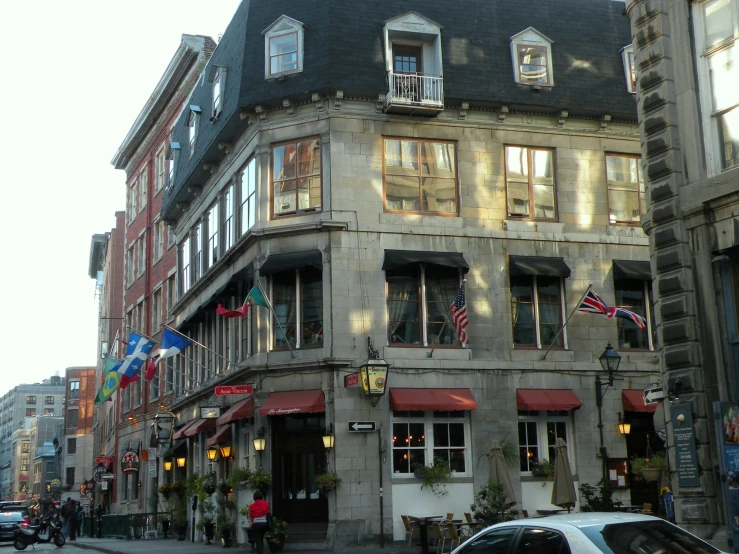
75,503,84,538
248,491,270,554
67,501,78,541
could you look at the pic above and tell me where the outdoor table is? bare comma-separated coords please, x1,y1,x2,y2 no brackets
408,515,442,554
536,509,566,516
613,504,641,512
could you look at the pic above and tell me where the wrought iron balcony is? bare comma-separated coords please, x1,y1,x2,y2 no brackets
385,72,444,115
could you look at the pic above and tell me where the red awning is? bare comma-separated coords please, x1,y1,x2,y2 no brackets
516,389,583,411
259,390,325,416
216,397,255,426
389,388,477,411
622,389,657,413
172,420,199,441
206,426,232,447
184,418,217,437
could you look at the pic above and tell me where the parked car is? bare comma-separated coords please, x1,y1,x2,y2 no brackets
0,511,28,542
451,512,726,554
0,502,28,516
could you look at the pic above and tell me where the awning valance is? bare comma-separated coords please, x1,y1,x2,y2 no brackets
259,250,322,276
161,439,187,459
382,250,469,272
206,426,232,446
622,389,656,413
509,256,571,278
184,418,217,437
216,397,254,426
172,420,199,441
389,388,477,411
259,390,325,416
516,389,583,411
613,260,651,281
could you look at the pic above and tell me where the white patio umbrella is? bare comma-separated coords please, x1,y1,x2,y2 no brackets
489,440,516,504
551,437,577,511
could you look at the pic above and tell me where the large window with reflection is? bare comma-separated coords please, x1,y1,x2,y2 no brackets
510,275,564,348
271,266,323,349
240,158,257,233
272,138,321,217
606,154,645,225
505,146,556,220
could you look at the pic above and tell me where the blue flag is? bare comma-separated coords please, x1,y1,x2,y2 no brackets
118,332,155,389
158,329,192,360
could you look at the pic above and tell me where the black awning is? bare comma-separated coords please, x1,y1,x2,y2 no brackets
613,260,651,281
509,255,571,277
259,250,322,276
382,250,469,272
161,439,187,460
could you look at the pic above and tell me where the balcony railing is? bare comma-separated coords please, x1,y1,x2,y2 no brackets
385,72,444,112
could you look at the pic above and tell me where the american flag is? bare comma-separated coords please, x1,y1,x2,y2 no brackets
451,283,469,345
607,306,646,329
577,289,609,316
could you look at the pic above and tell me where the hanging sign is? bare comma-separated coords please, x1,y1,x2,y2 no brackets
672,403,700,487
120,449,140,473
148,460,157,477
215,384,254,396
344,373,360,388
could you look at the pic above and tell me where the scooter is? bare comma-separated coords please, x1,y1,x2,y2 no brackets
13,515,65,549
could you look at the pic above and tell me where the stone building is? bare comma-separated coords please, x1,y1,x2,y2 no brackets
626,0,739,544
62,366,96,505
146,0,665,546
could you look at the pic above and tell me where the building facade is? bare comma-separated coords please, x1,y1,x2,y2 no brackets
62,366,96,505
146,0,663,546
626,0,739,544
14,416,65,501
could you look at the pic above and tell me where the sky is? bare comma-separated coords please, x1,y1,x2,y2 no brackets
0,1,242,393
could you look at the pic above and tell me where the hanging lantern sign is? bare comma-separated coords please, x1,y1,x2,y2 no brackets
120,449,140,473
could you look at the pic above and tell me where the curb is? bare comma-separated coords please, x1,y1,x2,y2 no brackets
69,543,124,554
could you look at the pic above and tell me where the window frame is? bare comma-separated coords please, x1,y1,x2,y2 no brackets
44,396,54,405
613,277,655,351
26,396,36,405
139,165,148,212
127,246,135,286
518,410,575,475
211,67,225,119
271,137,322,218
206,201,219,270
510,274,567,349
187,106,201,158
69,380,80,401
504,145,558,221
137,234,146,277
263,16,305,80
383,137,460,216
25,408,35,417
510,28,554,87
155,145,166,193
152,287,162,332
153,220,164,262
621,44,637,94
605,153,646,225
67,438,76,455
179,235,191,296
240,157,257,235
270,267,323,351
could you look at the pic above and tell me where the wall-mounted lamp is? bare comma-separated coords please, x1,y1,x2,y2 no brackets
219,444,233,459
322,424,335,450
164,460,173,472
176,456,186,468
253,428,266,452
359,338,390,407
206,446,219,462
617,412,631,436
668,378,683,402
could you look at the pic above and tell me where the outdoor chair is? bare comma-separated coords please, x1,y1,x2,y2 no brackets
401,515,418,547
432,522,451,554
464,512,482,535
638,503,653,514
445,521,464,551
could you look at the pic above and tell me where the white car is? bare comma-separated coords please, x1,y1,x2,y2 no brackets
450,512,726,554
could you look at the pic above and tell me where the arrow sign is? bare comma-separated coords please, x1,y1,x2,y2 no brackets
348,421,376,432
644,386,665,405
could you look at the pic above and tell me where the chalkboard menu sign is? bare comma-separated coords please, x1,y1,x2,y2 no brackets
671,403,700,487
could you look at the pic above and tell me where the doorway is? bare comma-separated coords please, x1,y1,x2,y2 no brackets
625,414,663,511
271,415,328,524
392,45,423,103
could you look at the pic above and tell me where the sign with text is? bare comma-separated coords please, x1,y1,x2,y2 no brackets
715,402,739,548
215,384,254,396
148,460,157,478
348,421,376,432
94,457,114,464
120,449,140,474
672,403,700,487
644,386,665,405
344,373,359,388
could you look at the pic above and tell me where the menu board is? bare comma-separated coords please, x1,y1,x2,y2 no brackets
671,403,700,487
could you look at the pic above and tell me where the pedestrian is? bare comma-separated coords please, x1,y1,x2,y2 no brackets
248,491,270,554
61,498,73,537
76,502,84,538
67,501,78,541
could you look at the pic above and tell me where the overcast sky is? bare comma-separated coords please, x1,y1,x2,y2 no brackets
0,1,242,393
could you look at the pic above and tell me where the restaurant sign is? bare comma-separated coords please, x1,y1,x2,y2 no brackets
672,403,700,487
120,449,140,474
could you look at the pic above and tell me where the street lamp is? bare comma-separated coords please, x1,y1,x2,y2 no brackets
617,412,631,436
164,460,173,472
176,456,186,468
253,428,266,452
596,343,622,480
359,338,390,407
599,342,622,385
322,425,335,450
206,446,219,462
219,445,233,460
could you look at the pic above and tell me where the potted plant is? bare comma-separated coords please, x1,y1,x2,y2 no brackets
228,466,251,490
196,496,217,544
172,493,188,541
631,454,668,482
218,479,233,496
579,480,616,512
170,480,186,498
201,474,217,496
216,485,238,547
265,517,288,552
159,482,172,500
314,472,341,493
413,457,453,497
531,459,554,480
247,468,272,492
470,482,518,525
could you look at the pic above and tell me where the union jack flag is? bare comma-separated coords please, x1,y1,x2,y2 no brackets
577,289,609,316
451,283,469,345
607,306,646,329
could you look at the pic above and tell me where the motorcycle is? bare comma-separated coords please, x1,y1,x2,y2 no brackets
13,515,65,550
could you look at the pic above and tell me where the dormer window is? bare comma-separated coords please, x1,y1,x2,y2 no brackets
187,106,201,157
209,66,227,120
621,44,636,93
263,15,304,79
510,28,554,86
166,140,180,192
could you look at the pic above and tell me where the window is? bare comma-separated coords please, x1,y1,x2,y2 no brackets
47,462,56,476
384,139,458,214
65,468,75,487
694,0,739,172
510,28,554,86
240,159,257,234
25,408,35,417
510,275,564,348
518,410,573,473
139,166,148,211
391,410,469,475
136,300,145,333
460,529,518,554
127,246,135,286
187,106,201,157
130,179,138,220
69,380,80,401
263,16,304,78
272,138,321,216
167,275,176,312
67,409,78,428
165,358,174,394
44,396,54,405
155,146,166,193
167,140,179,190
517,528,569,554
505,146,556,220
179,236,191,295
21,442,29,454
621,44,637,93
614,278,654,350
20,459,29,472
152,288,162,331
154,220,164,262
150,361,160,400
207,202,219,269
67,438,76,455
137,234,146,276
210,66,227,119
26,396,36,404
134,377,142,407
606,154,645,224
193,223,203,281
387,265,464,346
43,408,54,415
224,184,235,252
272,266,323,349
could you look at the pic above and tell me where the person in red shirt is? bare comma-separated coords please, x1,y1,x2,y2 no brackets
249,491,270,554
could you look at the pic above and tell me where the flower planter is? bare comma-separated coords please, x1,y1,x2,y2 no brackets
641,468,661,482
268,540,285,552
204,522,215,545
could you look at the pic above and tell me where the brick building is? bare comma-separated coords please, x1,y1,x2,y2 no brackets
62,366,96,504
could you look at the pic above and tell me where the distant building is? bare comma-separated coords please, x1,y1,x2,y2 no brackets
8,416,65,502
62,367,96,505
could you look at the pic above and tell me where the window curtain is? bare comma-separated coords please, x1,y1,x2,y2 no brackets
387,278,413,341
274,275,296,347
426,276,458,344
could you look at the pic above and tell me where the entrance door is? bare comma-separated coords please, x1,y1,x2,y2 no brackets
392,45,423,102
271,415,328,523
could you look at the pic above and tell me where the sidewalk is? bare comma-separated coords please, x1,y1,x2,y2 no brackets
71,536,420,554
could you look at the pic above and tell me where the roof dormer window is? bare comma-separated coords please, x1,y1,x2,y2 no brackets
263,15,304,79
209,66,227,120
187,106,201,157
510,27,554,87
621,44,636,94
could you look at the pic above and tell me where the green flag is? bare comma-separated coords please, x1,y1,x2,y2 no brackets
246,285,270,308
95,357,121,404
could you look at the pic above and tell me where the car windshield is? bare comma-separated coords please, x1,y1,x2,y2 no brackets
0,511,26,521
580,521,721,554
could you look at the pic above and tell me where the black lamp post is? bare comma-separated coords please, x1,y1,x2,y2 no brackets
595,343,621,480
52,435,62,502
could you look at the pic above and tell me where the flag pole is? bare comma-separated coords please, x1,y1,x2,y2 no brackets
427,279,467,358
540,283,593,361
256,279,298,359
